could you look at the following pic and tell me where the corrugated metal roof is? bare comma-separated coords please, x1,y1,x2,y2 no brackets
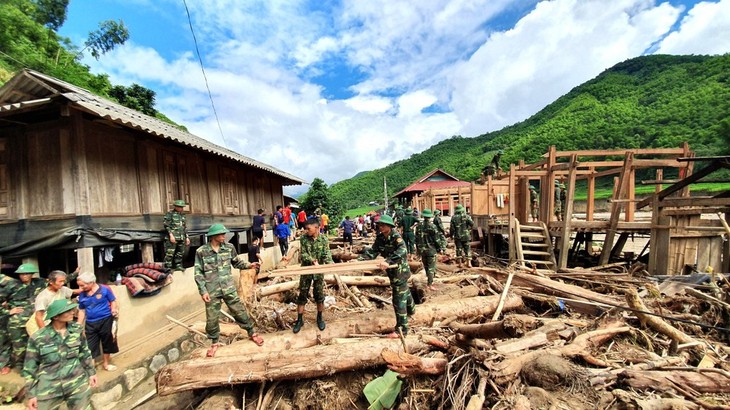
0,69,304,185
394,168,469,197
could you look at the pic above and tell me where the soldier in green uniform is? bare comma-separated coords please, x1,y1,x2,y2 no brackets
195,224,264,356
358,215,415,338
398,207,418,258
164,199,190,272
449,205,474,268
530,185,539,222
415,209,446,291
394,205,404,226
5,263,44,372
553,180,563,221
560,182,568,221
288,217,333,333
433,209,446,235
23,299,97,410
0,271,16,374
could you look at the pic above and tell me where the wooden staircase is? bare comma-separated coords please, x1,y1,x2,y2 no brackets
514,221,556,271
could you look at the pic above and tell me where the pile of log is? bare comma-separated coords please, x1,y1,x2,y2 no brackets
156,252,730,410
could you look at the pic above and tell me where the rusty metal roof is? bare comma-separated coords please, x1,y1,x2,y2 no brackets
0,69,304,185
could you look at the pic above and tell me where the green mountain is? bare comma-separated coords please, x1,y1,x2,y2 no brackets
330,54,730,209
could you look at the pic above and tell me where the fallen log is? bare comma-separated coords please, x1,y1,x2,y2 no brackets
381,349,447,375
189,293,523,359
267,260,394,278
196,388,238,410
156,337,430,396
618,369,730,394
451,314,542,339
625,288,698,345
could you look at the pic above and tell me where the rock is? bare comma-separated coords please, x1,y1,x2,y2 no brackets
180,340,196,353
149,354,168,373
123,367,148,391
168,347,180,362
90,384,122,409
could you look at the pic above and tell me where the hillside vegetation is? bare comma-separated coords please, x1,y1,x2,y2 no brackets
330,54,730,209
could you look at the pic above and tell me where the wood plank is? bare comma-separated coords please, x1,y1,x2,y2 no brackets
558,154,577,269
599,153,633,265
636,160,723,209
548,147,685,158
586,167,595,221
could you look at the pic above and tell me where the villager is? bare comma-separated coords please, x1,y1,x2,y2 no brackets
23,299,97,410
289,217,333,333
449,204,474,268
2,263,44,374
398,207,418,258
358,215,415,338
554,180,563,221
340,216,355,246
33,270,73,332
433,209,446,235
76,272,119,372
530,185,540,222
297,209,307,229
252,208,267,244
274,205,290,258
248,237,262,264
195,224,263,356
415,209,446,291
163,199,190,272
320,212,329,234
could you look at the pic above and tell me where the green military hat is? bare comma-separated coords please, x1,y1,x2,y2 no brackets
173,199,187,207
554,179,560,186
421,208,433,218
396,205,403,210
405,207,413,215
560,183,566,189
455,204,465,212
16,263,39,274
434,209,441,215
207,223,229,237
377,215,396,227
45,299,78,320
529,185,536,191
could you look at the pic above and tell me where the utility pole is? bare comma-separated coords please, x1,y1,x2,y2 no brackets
384,177,388,212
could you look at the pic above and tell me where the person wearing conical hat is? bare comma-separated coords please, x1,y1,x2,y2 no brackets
163,199,189,272
195,224,264,356
415,209,446,291
23,299,97,410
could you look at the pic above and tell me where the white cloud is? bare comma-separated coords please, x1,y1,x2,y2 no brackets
657,0,730,54
397,90,438,117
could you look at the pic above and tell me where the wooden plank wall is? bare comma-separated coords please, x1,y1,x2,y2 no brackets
26,125,64,217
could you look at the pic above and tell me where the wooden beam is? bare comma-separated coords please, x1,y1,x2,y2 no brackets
660,197,730,208
586,167,595,222
508,163,517,263
626,168,635,222
545,147,685,158
636,160,724,209
599,153,633,265
557,154,578,269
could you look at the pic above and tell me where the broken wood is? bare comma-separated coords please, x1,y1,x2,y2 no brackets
236,268,258,303
618,369,730,394
267,260,394,278
625,288,698,345
381,349,447,375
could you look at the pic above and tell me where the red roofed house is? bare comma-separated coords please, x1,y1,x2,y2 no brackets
393,169,471,215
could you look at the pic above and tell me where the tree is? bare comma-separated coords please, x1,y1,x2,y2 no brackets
299,178,343,227
85,19,129,60
108,83,157,116
32,0,68,30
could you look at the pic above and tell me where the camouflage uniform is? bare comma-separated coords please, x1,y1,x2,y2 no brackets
554,182,562,220
6,278,44,367
194,242,256,342
398,212,418,255
449,210,474,265
415,219,446,286
530,188,539,220
164,209,188,271
297,234,334,305
359,231,415,335
22,321,95,410
394,208,404,226
433,214,446,236
0,274,15,368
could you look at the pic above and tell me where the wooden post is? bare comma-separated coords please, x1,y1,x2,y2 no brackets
599,153,633,265
655,169,663,194
586,167,595,222
680,142,693,198
77,247,94,274
648,197,670,275
508,163,516,263
626,168,635,222
141,243,155,263
486,175,493,215
543,146,556,222
557,155,578,269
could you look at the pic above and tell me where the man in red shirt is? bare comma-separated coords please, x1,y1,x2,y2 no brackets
297,209,307,229
283,204,292,225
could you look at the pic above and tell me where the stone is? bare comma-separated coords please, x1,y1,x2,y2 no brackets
123,367,148,391
168,347,180,362
90,384,122,409
149,354,168,373
180,340,196,353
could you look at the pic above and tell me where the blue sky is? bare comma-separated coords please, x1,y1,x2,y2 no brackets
58,0,729,193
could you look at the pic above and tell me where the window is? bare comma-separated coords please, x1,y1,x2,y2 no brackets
220,167,239,214
163,151,190,209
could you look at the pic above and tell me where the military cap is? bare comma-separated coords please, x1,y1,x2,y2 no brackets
16,263,39,274
377,215,396,227
174,199,187,207
421,208,433,218
529,185,536,191
434,209,441,215
207,223,229,237
405,207,413,215
554,179,560,186
45,299,78,320
455,204,465,212
396,205,403,210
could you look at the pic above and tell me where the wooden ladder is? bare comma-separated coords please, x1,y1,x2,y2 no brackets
514,221,557,271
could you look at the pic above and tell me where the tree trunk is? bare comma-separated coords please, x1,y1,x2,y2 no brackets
236,268,258,303
157,337,430,396
618,370,730,394
196,388,238,410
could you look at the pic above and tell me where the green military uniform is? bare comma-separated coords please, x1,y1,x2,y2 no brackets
415,209,446,286
297,233,334,305
164,200,188,271
23,316,95,410
359,216,415,335
433,210,446,235
398,208,418,255
530,186,539,221
7,277,44,368
394,206,404,226
0,273,15,368
449,205,474,265
560,183,567,220
553,180,562,221
195,240,256,343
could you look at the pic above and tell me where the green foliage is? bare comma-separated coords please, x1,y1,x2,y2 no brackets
32,0,69,30
299,178,344,226
85,19,129,60
363,370,403,410
331,54,730,208
109,83,156,116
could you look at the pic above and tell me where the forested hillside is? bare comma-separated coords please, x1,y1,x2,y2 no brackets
329,54,730,209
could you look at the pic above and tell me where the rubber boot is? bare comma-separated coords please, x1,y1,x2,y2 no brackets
316,312,326,331
292,314,304,333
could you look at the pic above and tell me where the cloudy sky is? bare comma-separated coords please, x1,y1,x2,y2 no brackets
59,0,730,193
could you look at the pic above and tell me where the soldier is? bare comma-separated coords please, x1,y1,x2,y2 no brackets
287,217,333,333
23,299,97,410
483,150,503,177
398,207,418,258
560,182,568,221
449,205,474,268
530,185,539,222
164,199,190,272
195,224,264,356
415,209,446,291
0,270,16,374
394,205,404,226
433,209,446,235
553,180,563,221
4,263,44,373
358,215,415,338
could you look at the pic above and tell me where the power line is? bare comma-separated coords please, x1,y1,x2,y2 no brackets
181,0,228,147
